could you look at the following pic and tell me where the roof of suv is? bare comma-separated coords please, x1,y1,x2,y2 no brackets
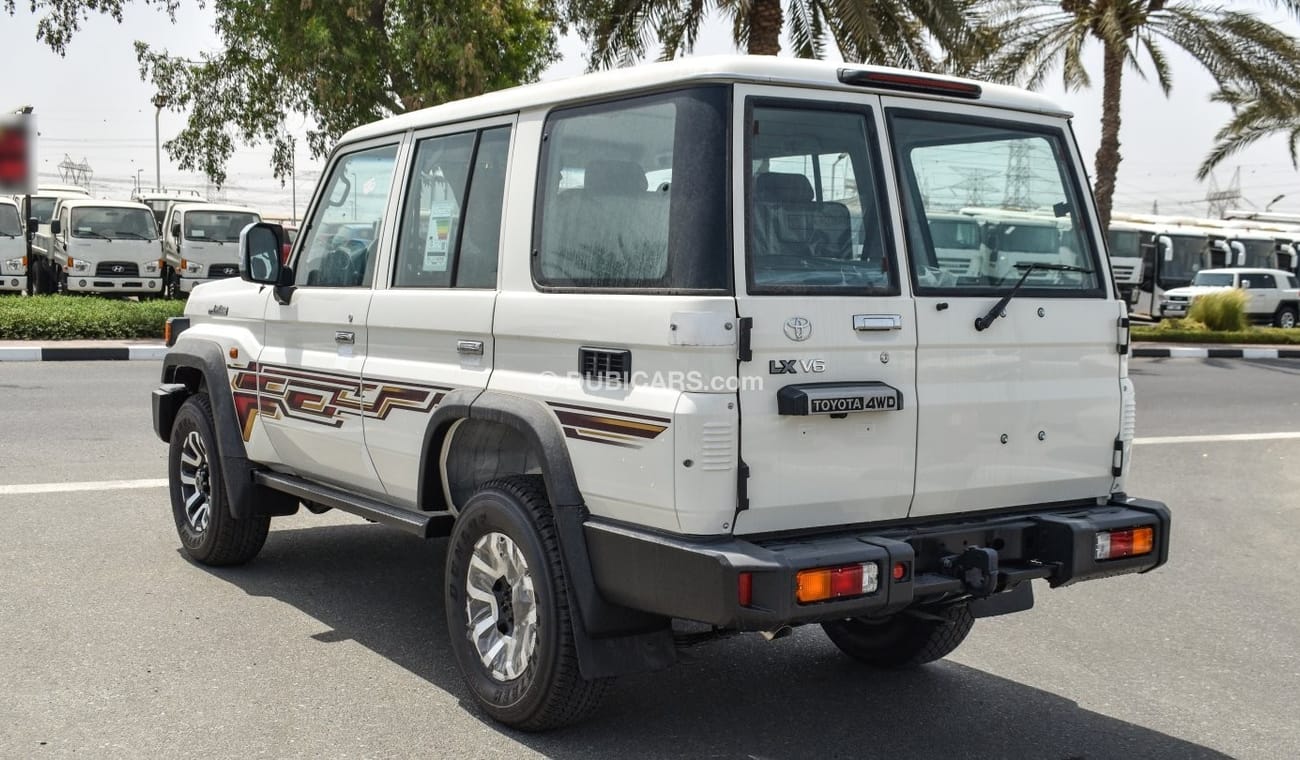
342,55,1070,145
1197,267,1295,277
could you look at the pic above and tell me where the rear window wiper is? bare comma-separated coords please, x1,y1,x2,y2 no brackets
974,262,1093,332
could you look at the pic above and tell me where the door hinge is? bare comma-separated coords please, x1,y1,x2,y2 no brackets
736,461,750,512
737,317,753,362
1117,315,1130,355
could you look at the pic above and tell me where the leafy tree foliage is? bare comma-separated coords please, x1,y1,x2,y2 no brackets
977,1,1300,230
9,0,556,185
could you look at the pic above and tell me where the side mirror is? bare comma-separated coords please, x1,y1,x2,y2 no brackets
241,222,286,285
50,219,61,235
27,216,37,230
171,223,181,239
1158,235,1173,262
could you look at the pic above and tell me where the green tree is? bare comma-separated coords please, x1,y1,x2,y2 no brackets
978,1,1300,231
1196,84,1300,180
569,0,980,72
9,0,557,185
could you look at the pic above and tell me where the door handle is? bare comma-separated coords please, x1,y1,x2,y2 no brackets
457,339,484,356
334,330,355,344
853,314,903,331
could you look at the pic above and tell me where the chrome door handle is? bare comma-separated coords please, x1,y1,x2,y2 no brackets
457,340,484,356
853,314,903,331
334,330,355,344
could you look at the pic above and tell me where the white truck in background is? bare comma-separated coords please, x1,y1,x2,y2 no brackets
0,197,26,293
19,184,90,294
161,203,261,297
49,199,164,296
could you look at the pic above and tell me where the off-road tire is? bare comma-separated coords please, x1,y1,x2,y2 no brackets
1275,306,1297,329
821,604,974,668
168,393,269,566
445,475,609,731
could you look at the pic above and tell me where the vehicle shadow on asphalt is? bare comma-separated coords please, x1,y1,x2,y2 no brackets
203,522,1230,760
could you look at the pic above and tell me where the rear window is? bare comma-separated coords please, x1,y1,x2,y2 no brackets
184,211,260,242
888,112,1103,296
1240,274,1276,289
533,87,729,291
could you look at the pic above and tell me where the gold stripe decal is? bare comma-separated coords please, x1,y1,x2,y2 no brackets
549,402,669,449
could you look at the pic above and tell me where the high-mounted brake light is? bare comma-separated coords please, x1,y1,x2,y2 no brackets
837,68,982,99
796,562,879,604
1095,526,1154,561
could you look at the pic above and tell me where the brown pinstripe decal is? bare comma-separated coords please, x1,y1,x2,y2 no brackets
548,402,669,449
230,362,450,441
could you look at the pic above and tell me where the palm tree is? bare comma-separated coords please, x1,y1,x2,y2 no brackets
977,1,1300,231
1197,84,1300,180
570,0,980,73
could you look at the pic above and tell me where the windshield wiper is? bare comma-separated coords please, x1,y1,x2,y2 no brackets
77,230,113,241
974,262,1093,332
111,231,153,240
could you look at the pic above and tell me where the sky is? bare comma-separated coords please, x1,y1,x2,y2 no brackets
2,3,1299,219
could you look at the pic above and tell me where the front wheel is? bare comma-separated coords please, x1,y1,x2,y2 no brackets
1275,307,1297,329
445,475,608,731
167,393,269,565
821,604,974,668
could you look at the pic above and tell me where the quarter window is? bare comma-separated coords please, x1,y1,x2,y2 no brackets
295,144,399,288
534,87,729,291
745,103,895,294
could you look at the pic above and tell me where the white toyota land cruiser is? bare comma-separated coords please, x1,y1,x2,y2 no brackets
152,57,1170,731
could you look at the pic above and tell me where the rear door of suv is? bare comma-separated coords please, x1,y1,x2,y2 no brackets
732,86,918,535
883,98,1124,518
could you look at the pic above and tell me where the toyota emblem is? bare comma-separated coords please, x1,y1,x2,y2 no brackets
783,316,812,342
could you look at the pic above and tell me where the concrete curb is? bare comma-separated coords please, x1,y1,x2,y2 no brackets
1133,346,1300,359
0,345,168,362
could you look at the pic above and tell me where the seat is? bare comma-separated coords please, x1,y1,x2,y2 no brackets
752,172,854,260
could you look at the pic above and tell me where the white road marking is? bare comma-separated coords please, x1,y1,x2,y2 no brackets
0,478,168,495
1134,432,1300,445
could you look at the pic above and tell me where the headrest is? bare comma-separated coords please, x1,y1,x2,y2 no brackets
755,172,813,202
584,160,647,195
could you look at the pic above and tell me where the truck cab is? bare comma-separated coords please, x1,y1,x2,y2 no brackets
132,188,205,233
50,199,164,296
20,184,90,294
0,197,25,293
161,203,260,296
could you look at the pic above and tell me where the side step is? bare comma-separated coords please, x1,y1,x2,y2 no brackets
253,470,454,538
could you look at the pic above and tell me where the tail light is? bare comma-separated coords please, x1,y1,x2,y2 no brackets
796,562,879,604
1095,526,1154,561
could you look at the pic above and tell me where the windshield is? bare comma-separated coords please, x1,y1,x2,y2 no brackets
1107,229,1141,257
184,211,259,242
0,204,20,236
888,114,1101,294
69,207,158,240
29,197,57,223
1192,272,1235,287
930,217,980,250
1240,240,1274,268
1160,235,1205,288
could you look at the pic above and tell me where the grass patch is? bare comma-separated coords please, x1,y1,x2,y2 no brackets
0,295,185,340
1187,289,1249,331
1133,322,1300,345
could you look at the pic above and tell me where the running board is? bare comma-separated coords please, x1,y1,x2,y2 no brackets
253,470,454,538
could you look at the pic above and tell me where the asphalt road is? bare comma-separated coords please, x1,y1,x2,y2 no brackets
1,359,1297,759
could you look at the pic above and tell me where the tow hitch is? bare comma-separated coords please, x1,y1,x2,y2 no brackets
940,546,1000,597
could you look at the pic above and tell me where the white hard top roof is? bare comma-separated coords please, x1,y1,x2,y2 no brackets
342,55,1070,145
1200,267,1295,276
59,199,153,211
176,203,259,215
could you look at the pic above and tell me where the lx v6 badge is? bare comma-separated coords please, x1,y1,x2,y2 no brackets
769,358,826,374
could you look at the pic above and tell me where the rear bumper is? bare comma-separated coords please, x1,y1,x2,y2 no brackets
584,496,1170,630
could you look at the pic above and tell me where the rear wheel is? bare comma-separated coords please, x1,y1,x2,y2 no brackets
445,475,608,730
1275,307,1297,329
821,604,974,668
168,393,269,566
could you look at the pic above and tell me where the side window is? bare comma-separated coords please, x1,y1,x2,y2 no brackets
746,103,895,294
1241,276,1269,289
1288,274,1299,289
534,87,729,290
393,125,510,288
295,143,400,288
